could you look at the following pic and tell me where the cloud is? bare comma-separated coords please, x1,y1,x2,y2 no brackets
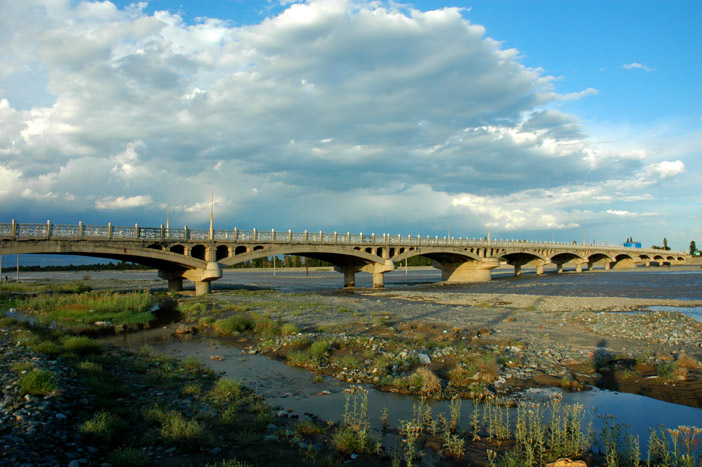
561,87,599,101
95,195,153,210
648,160,685,178
623,62,655,72
0,0,693,241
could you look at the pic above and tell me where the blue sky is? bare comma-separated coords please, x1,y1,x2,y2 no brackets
0,0,700,259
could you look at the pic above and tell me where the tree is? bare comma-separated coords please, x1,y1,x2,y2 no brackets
691,240,698,256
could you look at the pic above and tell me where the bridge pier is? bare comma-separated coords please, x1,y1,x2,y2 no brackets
575,261,583,273
373,272,384,288
437,258,499,282
556,263,564,274
536,262,545,275
195,281,211,295
514,264,522,276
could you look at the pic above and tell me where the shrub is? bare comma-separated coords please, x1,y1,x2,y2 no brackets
281,322,299,336
210,378,244,402
253,314,280,337
333,426,375,454
19,369,56,396
213,315,255,335
80,411,128,445
31,340,62,356
410,367,442,397
309,340,329,361
159,411,208,450
288,350,311,366
76,360,103,375
62,336,103,355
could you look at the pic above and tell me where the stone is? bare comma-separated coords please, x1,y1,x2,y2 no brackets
546,459,587,467
418,353,431,365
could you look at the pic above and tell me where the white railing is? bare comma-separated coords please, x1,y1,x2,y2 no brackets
0,220,687,255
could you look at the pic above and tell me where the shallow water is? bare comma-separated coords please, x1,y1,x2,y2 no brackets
105,330,702,449
648,305,702,323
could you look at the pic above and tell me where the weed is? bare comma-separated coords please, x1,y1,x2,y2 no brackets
79,410,128,445
213,315,255,335
334,386,376,455
19,369,56,396
409,367,442,397
210,377,244,403
280,322,299,336
62,335,103,355
182,356,203,371
296,419,324,436
144,405,209,451
11,361,35,373
76,360,103,375
309,339,329,361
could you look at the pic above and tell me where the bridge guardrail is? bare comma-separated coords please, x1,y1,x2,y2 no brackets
0,221,688,256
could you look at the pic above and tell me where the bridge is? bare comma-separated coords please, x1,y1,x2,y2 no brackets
0,220,689,295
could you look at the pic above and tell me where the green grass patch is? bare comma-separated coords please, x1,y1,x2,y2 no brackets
62,336,103,355
213,315,255,335
79,410,129,445
19,369,57,396
210,378,244,403
19,291,156,329
144,406,209,451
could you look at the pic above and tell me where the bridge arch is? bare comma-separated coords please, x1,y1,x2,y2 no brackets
0,240,206,271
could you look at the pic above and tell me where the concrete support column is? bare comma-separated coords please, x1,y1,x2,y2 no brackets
344,269,355,288
575,262,583,273
195,281,211,296
168,278,183,293
536,263,544,275
372,272,384,288
645,260,651,267
556,263,564,274
603,260,612,270
514,263,522,276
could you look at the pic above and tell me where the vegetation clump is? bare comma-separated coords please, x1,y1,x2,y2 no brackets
19,369,56,396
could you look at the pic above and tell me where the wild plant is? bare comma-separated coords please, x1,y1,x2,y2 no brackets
380,407,390,432
333,386,375,455
449,396,461,434
399,419,421,467
470,397,482,441
441,430,465,459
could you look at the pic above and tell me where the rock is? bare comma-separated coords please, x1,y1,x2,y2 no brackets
418,353,431,365
68,461,80,467
55,413,67,420
546,459,587,467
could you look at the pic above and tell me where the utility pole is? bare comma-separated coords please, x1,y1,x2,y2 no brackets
16,254,19,283
209,192,214,240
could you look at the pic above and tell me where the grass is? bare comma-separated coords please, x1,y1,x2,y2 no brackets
213,315,255,335
210,377,244,403
62,335,103,355
144,405,210,451
19,291,156,330
79,410,129,445
19,369,57,396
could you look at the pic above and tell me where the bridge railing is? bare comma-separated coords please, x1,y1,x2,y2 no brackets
0,221,688,256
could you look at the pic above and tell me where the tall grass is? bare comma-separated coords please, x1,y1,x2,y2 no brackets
20,291,156,327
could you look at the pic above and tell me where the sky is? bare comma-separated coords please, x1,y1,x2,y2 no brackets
1,0,701,258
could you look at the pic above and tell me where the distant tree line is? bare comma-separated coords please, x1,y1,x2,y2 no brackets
3,254,439,273
2,261,149,273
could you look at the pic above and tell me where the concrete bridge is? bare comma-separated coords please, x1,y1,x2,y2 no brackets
0,220,689,295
